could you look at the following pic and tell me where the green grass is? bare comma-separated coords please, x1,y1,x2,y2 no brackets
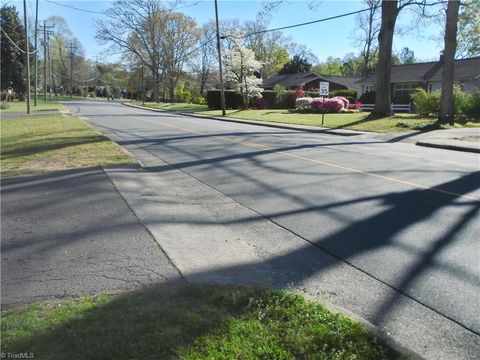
1,115,132,177
0,98,65,113
130,101,208,112
1,284,403,360
197,109,479,133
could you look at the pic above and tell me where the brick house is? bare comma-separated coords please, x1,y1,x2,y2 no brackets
356,56,480,100
262,72,360,92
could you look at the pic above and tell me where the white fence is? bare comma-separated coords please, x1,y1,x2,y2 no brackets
361,103,412,112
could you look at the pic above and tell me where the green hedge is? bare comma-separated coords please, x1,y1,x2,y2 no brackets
206,90,244,109
331,89,358,99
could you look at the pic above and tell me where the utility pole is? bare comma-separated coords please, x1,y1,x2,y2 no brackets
43,21,47,102
23,0,31,114
40,22,54,101
68,42,77,98
94,56,98,99
141,61,145,105
214,0,226,116
48,33,52,101
33,0,38,106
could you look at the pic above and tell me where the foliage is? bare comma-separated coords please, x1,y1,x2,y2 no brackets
411,89,441,116
278,55,312,74
206,90,244,109
249,97,269,109
0,101,10,109
332,89,358,100
224,33,264,105
334,96,350,109
358,90,376,104
294,86,305,98
295,97,313,110
0,5,28,95
310,98,325,112
192,96,206,105
457,0,480,58
174,82,192,103
398,47,416,64
463,89,480,121
312,53,364,76
97,1,201,102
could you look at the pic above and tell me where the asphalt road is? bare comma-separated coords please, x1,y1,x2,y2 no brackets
1,167,181,306
67,101,479,349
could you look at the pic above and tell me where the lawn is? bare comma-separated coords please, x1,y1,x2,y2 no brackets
129,100,208,112
1,115,132,177
197,109,443,133
0,98,66,113
1,284,403,360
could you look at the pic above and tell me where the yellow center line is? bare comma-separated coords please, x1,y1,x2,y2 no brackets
102,108,480,202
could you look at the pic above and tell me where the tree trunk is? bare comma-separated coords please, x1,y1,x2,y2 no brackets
373,0,398,116
438,0,460,125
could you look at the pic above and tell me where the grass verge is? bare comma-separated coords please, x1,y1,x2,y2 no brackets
1,115,132,177
0,99,65,113
1,284,403,360
197,109,479,133
129,101,208,112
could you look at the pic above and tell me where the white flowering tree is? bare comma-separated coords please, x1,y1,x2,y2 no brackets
224,33,263,107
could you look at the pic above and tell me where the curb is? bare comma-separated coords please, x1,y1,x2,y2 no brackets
416,140,480,154
121,102,366,137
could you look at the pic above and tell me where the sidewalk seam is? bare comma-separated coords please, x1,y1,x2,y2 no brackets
101,166,186,282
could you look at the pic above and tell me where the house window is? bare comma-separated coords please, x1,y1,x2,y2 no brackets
364,85,375,93
394,83,418,97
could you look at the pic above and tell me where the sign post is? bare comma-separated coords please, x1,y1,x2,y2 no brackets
319,82,329,125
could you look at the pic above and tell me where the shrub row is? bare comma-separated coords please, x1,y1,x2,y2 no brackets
295,96,361,113
207,88,359,110
411,87,480,120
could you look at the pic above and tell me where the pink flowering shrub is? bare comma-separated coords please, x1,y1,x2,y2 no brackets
310,97,325,112
333,96,349,109
348,101,362,110
322,98,345,113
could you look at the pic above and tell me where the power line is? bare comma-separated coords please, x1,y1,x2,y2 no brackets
1,29,37,54
243,6,381,38
47,0,106,15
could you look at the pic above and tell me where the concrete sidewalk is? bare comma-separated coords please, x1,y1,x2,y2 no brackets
98,134,478,360
122,102,480,154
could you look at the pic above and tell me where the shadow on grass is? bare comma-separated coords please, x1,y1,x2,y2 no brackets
1,135,108,159
1,282,401,360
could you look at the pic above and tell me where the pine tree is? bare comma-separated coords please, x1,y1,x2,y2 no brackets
1,5,28,97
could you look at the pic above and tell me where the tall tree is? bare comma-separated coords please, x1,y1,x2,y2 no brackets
374,0,445,116
190,22,216,95
243,20,290,79
456,0,480,58
438,0,460,125
353,0,381,76
160,12,201,101
278,55,312,74
398,47,416,64
373,0,400,116
0,5,28,96
97,0,173,102
224,34,263,106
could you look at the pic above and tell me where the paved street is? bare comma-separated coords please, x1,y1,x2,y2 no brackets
12,100,479,358
1,167,181,306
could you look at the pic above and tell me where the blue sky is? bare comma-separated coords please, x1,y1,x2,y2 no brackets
13,0,445,63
